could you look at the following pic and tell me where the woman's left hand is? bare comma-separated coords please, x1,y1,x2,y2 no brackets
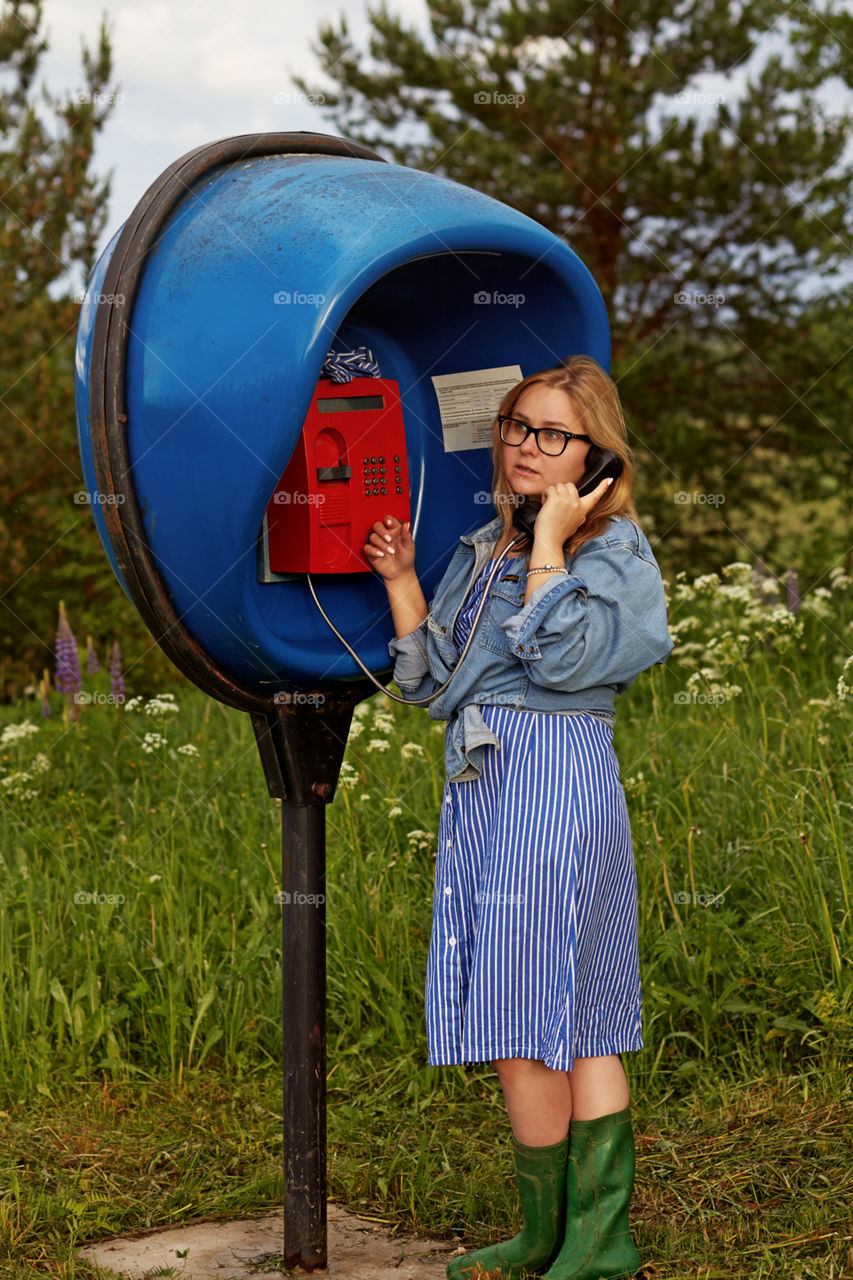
532,477,614,549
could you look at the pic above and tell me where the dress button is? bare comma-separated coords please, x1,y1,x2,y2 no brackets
448,936,457,946
444,886,452,896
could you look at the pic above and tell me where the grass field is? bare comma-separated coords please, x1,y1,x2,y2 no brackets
1,560,851,1278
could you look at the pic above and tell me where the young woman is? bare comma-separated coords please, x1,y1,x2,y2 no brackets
363,355,673,1280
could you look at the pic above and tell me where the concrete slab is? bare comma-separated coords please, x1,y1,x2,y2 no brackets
78,1202,464,1279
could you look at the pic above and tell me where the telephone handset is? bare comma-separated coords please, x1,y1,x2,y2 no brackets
511,446,623,543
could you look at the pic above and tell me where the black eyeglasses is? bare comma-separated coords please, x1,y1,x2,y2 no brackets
498,415,592,457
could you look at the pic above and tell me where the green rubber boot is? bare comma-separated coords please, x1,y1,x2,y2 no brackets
542,1107,641,1280
446,1134,569,1280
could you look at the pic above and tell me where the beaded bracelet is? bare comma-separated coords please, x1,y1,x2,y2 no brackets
526,565,568,576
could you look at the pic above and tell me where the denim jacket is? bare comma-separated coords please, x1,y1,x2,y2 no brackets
387,514,674,784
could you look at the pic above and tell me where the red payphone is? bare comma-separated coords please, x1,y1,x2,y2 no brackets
263,377,411,575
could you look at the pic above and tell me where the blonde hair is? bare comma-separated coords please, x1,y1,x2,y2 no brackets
490,354,641,558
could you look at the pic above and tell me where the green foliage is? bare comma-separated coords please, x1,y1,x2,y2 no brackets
295,0,853,572
0,2,172,701
0,556,852,1277
0,560,845,1280
0,558,850,1095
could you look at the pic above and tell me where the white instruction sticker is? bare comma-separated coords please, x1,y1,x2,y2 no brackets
431,365,523,453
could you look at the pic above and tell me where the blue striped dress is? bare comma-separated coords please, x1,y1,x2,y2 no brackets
425,554,643,1071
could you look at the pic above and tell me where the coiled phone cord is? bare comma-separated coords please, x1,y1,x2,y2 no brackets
305,530,530,706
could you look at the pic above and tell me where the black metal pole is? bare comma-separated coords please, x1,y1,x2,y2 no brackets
251,692,370,1269
281,798,327,1270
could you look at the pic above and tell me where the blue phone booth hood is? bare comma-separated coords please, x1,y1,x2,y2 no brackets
75,133,610,696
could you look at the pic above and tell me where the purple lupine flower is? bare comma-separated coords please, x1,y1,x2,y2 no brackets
86,635,100,675
110,640,125,704
55,601,82,698
786,568,800,615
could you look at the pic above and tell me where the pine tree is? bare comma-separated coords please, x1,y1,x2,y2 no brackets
0,1,120,696
295,0,853,571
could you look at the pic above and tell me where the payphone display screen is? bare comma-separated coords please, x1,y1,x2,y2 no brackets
317,396,384,413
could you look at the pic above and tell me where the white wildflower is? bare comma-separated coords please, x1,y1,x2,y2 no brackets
687,667,721,685
0,722,40,746
623,772,646,790
836,655,853,704
764,607,804,635
124,696,144,712
367,738,390,752
406,829,435,852
31,753,51,773
145,697,180,717
149,873,162,882
704,632,748,666
716,584,753,603
177,743,199,756
1,771,37,800
671,641,706,655
400,742,426,759
141,732,167,753
388,806,403,818
667,617,701,636
721,562,753,581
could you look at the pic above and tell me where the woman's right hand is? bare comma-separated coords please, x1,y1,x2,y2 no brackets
363,515,416,582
